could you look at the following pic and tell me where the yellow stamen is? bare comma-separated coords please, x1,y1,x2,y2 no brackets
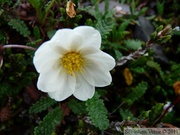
60,52,84,75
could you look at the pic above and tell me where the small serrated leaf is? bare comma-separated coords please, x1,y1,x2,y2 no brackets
34,107,62,135
8,18,30,37
120,109,134,120
146,60,161,72
124,39,142,50
125,81,148,105
86,92,109,130
68,99,87,115
29,96,56,113
149,103,164,125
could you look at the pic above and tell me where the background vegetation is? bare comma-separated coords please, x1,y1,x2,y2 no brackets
0,0,180,134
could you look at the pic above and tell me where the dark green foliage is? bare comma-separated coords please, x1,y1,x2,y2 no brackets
28,0,56,25
86,92,109,130
114,21,130,40
166,63,180,86
29,96,56,113
33,26,41,40
0,30,7,44
120,109,135,120
157,0,165,16
146,60,161,73
0,0,12,5
8,18,30,37
148,103,164,125
28,0,42,9
162,112,175,123
130,67,145,74
146,60,164,80
95,12,116,42
34,107,63,135
20,72,37,87
0,83,13,99
68,98,87,115
125,82,148,106
138,110,151,119
124,39,143,50
91,0,116,42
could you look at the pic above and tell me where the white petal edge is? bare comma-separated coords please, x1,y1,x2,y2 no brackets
51,31,83,54
37,58,66,92
73,74,95,101
82,64,112,87
33,41,60,72
73,26,101,49
48,74,76,101
50,29,72,47
83,49,116,71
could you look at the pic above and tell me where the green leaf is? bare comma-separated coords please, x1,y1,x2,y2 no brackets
47,30,56,39
125,81,148,105
119,109,134,120
0,0,12,5
8,18,30,37
138,110,151,119
95,12,116,42
146,60,164,80
130,67,145,73
33,26,41,40
129,57,147,67
0,30,7,44
149,103,164,125
86,92,109,130
157,0,165,16
34,107,63,135
114,50,123,60
29,97,56,113
124,39,142,50
0,83,12,98
28,0,42,9
146,60,161,72
68,99,87,115
116,20,130,39
137,7,148,16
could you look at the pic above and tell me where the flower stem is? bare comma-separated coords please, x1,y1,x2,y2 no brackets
2,44,36,51
151,96,180,126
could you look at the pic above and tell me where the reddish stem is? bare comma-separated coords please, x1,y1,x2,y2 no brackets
2,44,36,51
151,96,180,126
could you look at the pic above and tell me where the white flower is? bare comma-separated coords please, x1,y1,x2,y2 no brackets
33,26,115,101
163,101,173,112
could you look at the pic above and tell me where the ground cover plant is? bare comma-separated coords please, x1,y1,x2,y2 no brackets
0,0,180,134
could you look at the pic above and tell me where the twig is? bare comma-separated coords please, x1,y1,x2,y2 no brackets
151,96,180,126
2,44,36,51
109,101,125,116
116,40,153,66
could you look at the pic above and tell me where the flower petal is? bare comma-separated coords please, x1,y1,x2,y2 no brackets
73,26,101,49
37,58,66,92
68,33,83,52
48,74,76,101
51,28,72,47
82,63,112,87
83,49,116,71
33,42,60,72
73,74,95,101
51,31,83,53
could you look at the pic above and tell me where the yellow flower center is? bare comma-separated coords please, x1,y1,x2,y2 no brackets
60,52,85,75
